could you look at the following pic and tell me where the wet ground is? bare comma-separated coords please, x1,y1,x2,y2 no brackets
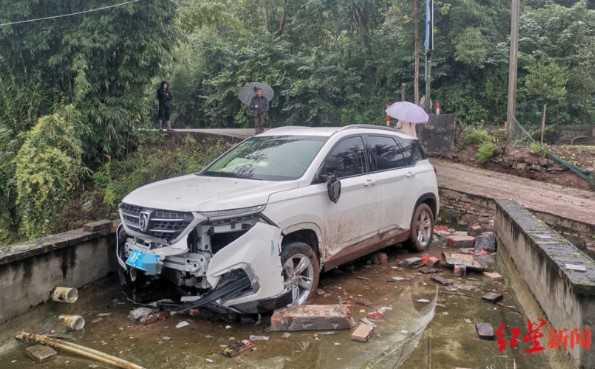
0,241,555,369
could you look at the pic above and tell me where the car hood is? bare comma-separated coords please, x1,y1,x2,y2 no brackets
122,174,299,212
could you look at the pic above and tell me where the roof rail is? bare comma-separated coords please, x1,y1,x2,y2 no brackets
339,124,399,133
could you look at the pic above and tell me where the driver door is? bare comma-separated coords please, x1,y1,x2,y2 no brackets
315,136,381,266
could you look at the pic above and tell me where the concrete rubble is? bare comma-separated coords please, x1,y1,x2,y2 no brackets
269,304,355,331
25,344,57,362
351,322,375,342
475,322,495,340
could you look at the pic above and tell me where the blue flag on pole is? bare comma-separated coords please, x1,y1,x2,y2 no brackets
424,0,433,51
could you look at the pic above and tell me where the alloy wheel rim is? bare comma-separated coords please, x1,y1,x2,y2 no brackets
283,253,314,305
416,209,433,247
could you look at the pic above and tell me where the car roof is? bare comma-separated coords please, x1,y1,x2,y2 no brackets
259,125,417,139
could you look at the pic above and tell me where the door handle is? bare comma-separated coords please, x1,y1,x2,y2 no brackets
364,178,375,187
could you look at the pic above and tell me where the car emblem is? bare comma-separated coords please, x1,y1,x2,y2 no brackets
139,210,152,232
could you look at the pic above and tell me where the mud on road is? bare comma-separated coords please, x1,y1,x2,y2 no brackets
0,245,554,369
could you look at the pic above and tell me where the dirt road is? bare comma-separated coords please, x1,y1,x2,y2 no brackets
433,159,595,227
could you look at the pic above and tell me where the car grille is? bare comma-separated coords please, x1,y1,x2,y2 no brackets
120,203,194,242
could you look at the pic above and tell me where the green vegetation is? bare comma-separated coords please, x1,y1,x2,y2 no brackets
93,134,228,209
463,127,493,145
1,0,593,241
529,142,549,156
476,142,497,163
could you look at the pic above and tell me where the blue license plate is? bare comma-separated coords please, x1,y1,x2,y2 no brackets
126,249,161,275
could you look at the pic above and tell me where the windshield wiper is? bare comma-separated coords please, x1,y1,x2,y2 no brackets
200,171,254,179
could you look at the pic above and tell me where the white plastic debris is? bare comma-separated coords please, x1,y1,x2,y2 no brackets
249,335,270,341
176,321,190,329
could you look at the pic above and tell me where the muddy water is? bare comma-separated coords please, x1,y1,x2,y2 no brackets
0,245,554,369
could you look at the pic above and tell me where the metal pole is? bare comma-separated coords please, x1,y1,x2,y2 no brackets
506,0,520,138
540,103,547,145
413,0,420,105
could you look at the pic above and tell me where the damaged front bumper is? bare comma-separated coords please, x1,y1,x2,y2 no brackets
117,207,288,313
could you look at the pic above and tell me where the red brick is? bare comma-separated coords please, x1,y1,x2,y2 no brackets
351,323,375,342
447,234,475,248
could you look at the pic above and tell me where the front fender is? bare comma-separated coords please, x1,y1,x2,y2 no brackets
206,222,284,306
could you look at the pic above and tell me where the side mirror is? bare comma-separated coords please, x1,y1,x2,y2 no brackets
326,174,341,203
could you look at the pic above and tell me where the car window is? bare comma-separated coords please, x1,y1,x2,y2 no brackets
394,137,420,167
202,135,327,181
319,136,366,179
366,135,409,171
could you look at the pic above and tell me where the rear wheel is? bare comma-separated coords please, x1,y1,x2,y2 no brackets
407,203,434,252
281,242,320,305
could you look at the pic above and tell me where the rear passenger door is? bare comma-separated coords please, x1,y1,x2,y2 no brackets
364,135,415,231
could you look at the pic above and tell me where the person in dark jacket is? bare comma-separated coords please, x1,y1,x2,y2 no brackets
156,81,173,131
249,87,269,134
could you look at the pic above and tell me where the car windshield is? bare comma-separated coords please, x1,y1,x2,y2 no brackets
202,135,327,181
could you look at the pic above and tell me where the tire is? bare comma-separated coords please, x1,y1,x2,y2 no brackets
406,203,434,252
281,242,320,305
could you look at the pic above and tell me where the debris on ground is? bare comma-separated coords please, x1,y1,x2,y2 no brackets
175,321,190,329
433,225,452,237
316,289,327,296
474,232,496,252
372,252,388,265
16,332,146,369
468,224,483,236
139,311,168,325
389,276,409,282
482,292,503,304
353,297,373,307
351,322,375,342
442,252,485,272
51,287,79,304
248,335,270,341
431,275,453,286
475,323,495,340
25,344,57,362
270,304,355,331
419,266,441,274
453,264,466,277
447,234,476,248
128,307,156,322
222,339,255,357
366,311,384,320
400,257,422,268
483,271,503,280
416,299,431,304
58,315,85,331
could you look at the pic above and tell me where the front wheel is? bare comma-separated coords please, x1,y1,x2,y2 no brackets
281,242,320,305
407,203,434,252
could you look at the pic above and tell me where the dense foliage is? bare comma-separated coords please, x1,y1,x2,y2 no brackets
171,0,594,128
0,0,593,241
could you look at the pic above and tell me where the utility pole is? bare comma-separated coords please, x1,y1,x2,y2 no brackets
413,0,420,104
506,0,520,138
424,0,434,111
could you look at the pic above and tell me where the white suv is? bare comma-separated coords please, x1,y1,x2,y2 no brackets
116,125,439,313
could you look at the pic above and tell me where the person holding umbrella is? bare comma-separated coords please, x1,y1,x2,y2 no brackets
249,87,269,134
385,101,430,138
239,82,274,135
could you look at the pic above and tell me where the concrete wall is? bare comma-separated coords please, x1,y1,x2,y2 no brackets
440,188,594,255
495,200,595,369
0,221,116,324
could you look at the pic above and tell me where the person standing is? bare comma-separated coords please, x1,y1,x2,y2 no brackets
156,81,173,131
396,120,417,138
249,87,269,134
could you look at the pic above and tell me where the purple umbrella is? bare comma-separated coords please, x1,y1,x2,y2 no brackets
385,101,429,124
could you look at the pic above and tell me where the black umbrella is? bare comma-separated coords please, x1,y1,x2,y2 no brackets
238,82,274,105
